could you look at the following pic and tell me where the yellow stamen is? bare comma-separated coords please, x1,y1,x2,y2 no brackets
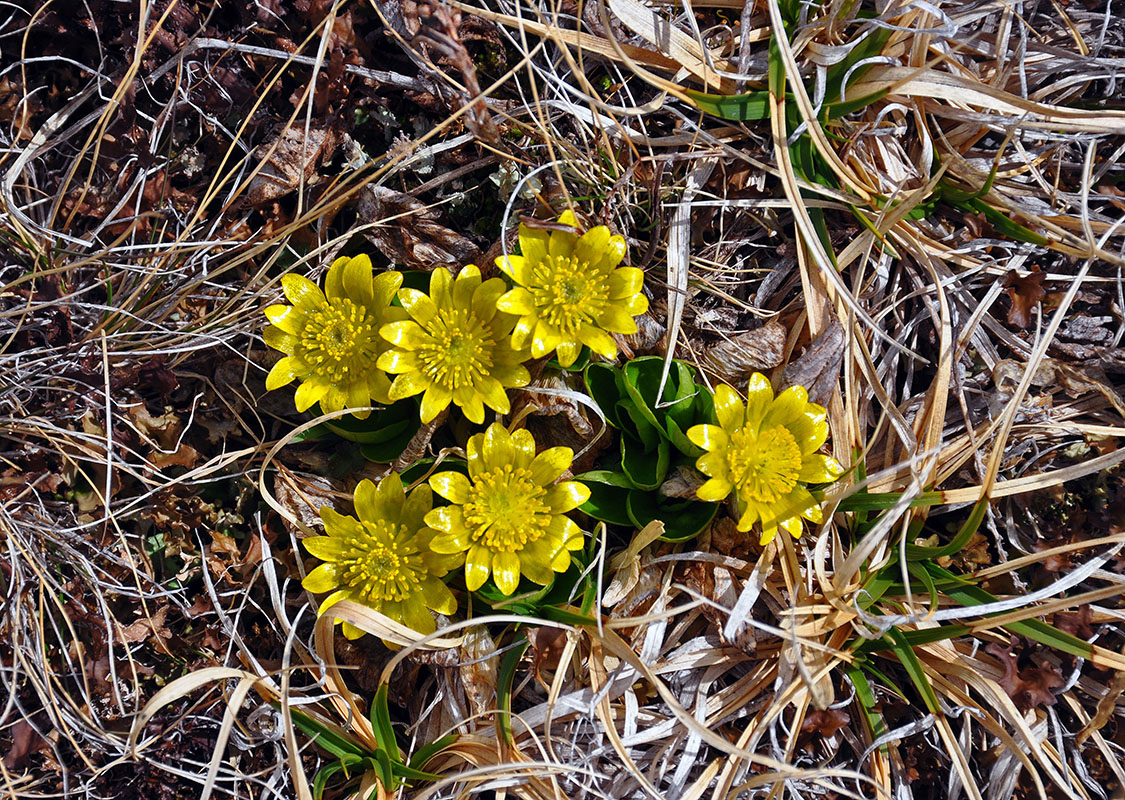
463,465,551,551
419,308,495,390
727,426,803,503
530,254,610,334
296,298,380,382
340,521,425,603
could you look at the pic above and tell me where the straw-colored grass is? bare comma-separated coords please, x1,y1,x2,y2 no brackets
2,1,1124,798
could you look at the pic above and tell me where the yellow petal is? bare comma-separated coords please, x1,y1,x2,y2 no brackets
398,287,437,326
302,562,342,593
530,446,573,485
377,349,420,373
531,320,563,358
736,503,759,532
263,326,297,354
420,384,452,423
465,544,493,591
492,551,521,595
353,478,381,522
798,454,843,484
555,341,582,367
496,253,527,284
473,278,507,320
696,451,727,479
492,363,530,388
264,304,300,333
517,225,549,268
619,293,649,316
425,505,465,536
453,264,480,308
341,622,366,640
758,525,778,546
341,254,374,308
779,515,804,540
388,371,429,401
578,324,617,359
421,578,457,615
456,390,485,424
321,385,347,415
403,594,436,635
476,377,510,415
430,527,470,554
574,225,611,268
266,357,300,390
511,314,535,350
549,214,579,260
608,268,644,300
496,288,535,315
324,256,349,300
509,428,537,469
595,305,639,334
744,373,774,432
430,471,472,504
380,320,428,349
294,379,330,412
687,423,729,452
545,481,589,513
481,423,512,470
369,371,394,406
347,378,372,415
281,274,326,310
600,235,627,270
318,589,350,615
788,409,829,455
403,482,434,530
302,536,350,562
429,267,454,308
372,270,403,311
696,477,733,502
712,384,744,432
519,540,556,585
762,385,808,429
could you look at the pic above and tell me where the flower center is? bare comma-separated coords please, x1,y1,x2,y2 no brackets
419,308,495,390
296,299,380,382
531,255,610,334
340,521,425,603
727,426,803,504
463,466,551,551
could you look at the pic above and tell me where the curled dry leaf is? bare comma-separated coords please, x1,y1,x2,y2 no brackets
458,627,499,720
1003,265,1046,328
272,471,342,536
357,185,481,269
801,708,850,739
703,320,786,385
781,318,846,406
658,465,706,499
604,520,665,608
985,637,1065,710
247,124,338,206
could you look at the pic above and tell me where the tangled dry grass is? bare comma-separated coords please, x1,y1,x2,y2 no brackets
2,0,1125,798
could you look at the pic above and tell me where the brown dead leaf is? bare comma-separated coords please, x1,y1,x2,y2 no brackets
781,318,846,406
703,320,786,385
247,124,338,206
528,626,569,685
985,637,1065,710
801,708,850,738
273,471,342,535
1003,265,1046,328
3,721,48,770
357,185,481,269
117,607,170,644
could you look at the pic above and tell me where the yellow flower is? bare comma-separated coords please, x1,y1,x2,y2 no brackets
378,265,531,424
424,424,590,595
687,374,843,546
263,255,403,419
495,210,648,368
302,472,462,640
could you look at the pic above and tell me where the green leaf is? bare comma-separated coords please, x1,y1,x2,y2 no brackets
577,476,634,526
370,685,403,767
886,628,941,715
682,88,771,121
497,635,531,745
288,707,368,760
584,363,623,428
621,436,668,490
408,734,458,772
626,492,718,543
